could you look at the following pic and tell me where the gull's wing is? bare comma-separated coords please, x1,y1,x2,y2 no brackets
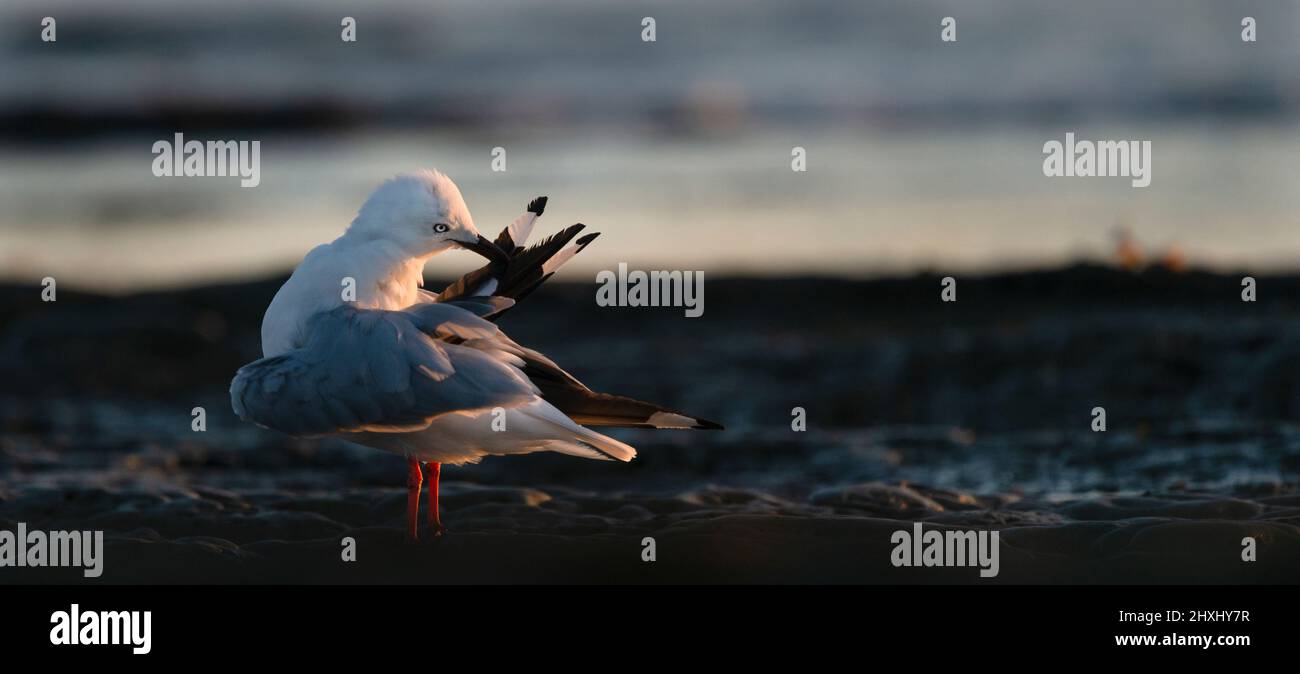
230,300,534,437
435,196,549,301
514,345,723,430
435,196,600,308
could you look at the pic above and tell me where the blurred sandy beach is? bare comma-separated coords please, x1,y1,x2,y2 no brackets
3,268,1300,583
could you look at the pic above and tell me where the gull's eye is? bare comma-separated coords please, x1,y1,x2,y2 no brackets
433,223,450,234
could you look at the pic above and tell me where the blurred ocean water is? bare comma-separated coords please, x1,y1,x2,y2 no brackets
3,124,1299,289
1,0,1298,288
5,0,1297,124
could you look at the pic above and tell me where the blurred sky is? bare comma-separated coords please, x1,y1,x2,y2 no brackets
1,0,1299,289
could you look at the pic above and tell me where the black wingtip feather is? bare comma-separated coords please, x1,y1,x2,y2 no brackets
527,196,548,215
575,232,599,247
691,418,725,430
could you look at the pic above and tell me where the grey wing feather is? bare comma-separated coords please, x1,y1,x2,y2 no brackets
230,303,535,437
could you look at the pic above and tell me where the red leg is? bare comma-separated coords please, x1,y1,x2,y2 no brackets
425,461,445,535
406,457,423,541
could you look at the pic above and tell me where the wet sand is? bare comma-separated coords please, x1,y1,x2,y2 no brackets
2,266,1299,583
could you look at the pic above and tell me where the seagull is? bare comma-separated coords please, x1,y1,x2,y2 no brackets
230,170,721,540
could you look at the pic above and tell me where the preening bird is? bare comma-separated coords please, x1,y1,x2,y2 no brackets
230,170,721,539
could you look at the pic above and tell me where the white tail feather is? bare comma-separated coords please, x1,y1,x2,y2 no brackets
526,402,637,462
567,425,637,462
